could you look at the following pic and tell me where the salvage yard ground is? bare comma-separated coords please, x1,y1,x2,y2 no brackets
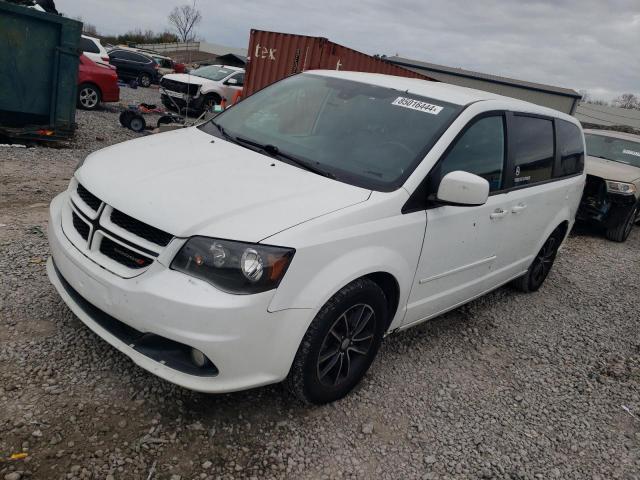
1,86,639,480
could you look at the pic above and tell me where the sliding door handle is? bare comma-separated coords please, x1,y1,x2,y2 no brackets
490,208,508,220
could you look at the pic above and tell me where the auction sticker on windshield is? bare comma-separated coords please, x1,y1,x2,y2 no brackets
392,97,443,115
623,149,640,157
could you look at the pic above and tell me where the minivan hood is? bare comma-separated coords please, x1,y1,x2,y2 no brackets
162,73,216,87
76,128,370,242
585,155,640,184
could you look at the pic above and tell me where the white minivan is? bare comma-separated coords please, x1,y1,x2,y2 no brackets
47,71,585,404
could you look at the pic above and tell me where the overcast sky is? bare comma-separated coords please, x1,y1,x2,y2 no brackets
57,0,639,101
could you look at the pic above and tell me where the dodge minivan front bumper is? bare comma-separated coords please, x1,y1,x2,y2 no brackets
47,192,312,393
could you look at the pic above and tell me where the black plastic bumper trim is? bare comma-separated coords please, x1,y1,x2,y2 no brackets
51,258,218,377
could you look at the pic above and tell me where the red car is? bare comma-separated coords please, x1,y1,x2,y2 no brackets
77,54,120,110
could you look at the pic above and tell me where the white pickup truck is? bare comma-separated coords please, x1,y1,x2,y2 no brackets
160,65,244,114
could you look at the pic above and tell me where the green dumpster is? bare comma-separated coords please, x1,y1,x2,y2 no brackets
0,1,82,141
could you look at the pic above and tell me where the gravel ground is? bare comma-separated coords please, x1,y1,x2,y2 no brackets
1,86,639,480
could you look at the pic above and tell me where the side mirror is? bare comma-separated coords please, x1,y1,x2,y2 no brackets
225,78,238,86
436,171,489,206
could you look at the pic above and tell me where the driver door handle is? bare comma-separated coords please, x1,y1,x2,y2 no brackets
490,208,508,220
512,203,528,214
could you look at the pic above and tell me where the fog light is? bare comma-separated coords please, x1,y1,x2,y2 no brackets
191,348,207,368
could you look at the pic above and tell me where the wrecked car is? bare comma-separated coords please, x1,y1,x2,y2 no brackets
160,65,244,114
578,129,640,242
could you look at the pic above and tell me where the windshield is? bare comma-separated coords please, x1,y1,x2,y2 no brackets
585,133,640,168
199,73,462,190
190,65,235,81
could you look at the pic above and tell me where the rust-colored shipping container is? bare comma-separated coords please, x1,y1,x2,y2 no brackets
244,30,435,97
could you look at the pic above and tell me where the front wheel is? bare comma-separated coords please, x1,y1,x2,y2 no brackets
286,278,387,405
201,94,221,112
605,204,638,242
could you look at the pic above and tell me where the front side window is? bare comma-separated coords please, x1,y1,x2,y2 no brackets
230,73,244,86
437,116,505,192
511,115,555,186
556,120,584,176
200,73,462,190
585,133,640,168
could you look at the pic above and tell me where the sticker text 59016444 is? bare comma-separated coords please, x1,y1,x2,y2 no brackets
392,97,443,115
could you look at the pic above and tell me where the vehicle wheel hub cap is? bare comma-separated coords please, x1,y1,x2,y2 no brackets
80,89,98,107
316,303,376,387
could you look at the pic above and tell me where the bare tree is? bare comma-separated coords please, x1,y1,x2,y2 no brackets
168,0,202,43
578,90,609,106
578,89,591,103
614,93,639,109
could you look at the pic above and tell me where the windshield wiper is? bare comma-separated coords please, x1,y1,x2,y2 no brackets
211,121,241,146
210,123,335,179
233,136,336,179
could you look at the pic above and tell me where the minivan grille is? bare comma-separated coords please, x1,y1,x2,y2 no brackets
72,211,90,240
77,183,102,211
99,237,153,269
110,209,173,247
160,78,200,96
68,184,174,275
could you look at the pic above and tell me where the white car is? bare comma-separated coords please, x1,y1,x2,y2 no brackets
80,35,110,66
47,71,585,404
160,65,244,113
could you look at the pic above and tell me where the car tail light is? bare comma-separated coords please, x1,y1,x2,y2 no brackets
101,56,110,63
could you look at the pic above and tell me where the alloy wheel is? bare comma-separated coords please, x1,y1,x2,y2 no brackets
79,87,98,109
530,236,557,287
316,304,376,387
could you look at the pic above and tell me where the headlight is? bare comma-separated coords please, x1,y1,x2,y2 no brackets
606,180,637,195
171,237,295,294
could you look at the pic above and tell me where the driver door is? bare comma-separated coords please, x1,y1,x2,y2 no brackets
404,114,513,326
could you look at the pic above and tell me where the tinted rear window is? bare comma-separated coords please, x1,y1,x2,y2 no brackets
556,120,584,176
511,115,555,186
80,38,99,54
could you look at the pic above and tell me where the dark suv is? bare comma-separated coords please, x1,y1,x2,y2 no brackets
108,49,159,87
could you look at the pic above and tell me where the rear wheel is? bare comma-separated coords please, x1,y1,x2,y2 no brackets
138,73,151,88
605,204,638,242
512,231,561,293
286,278,387,405
77,83,101,110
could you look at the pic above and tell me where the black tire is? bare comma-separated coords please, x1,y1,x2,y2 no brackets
200,94,221,113
286,278,387,405
118,110,134,128
605,204,638,242
128,114,146,132
511,231,562,293
77,83,101,110
138,73,151,88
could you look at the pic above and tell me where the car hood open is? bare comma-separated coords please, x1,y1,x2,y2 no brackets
76,127,371,242
586,155,640,185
